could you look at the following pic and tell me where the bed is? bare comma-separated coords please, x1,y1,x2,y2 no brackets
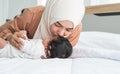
0,31,120,74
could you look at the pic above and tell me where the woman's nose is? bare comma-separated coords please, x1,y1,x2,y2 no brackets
58,29,65,36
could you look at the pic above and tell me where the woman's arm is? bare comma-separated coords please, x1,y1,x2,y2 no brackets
0,38,7,48
0,8,34,49
67,23,82,47
0,6,45,49
0,8,34,39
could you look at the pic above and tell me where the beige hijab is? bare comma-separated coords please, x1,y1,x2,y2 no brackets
33,0,85,40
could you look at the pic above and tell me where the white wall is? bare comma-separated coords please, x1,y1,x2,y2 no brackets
84,0,91,6
0,1,3,25
84,0,120,6
90,0,120,5
8,0,37,19
37,0,47,6
0,0,45,26
0,0,9,25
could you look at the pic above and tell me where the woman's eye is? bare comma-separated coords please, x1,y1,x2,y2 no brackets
66,29,73,32
55,23,61,27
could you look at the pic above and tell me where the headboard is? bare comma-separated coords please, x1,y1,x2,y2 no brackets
82,3,120,34
85,3,120,14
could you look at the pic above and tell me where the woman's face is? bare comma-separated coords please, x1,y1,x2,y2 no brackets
50,20,74,38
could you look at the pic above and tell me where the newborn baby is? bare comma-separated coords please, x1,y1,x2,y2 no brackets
0,31,72,59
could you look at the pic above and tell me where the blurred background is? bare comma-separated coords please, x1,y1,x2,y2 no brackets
0,0,120,33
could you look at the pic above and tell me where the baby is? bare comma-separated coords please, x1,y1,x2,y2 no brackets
0,31,72,59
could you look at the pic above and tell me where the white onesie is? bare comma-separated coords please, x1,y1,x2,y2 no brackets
0,39,46,59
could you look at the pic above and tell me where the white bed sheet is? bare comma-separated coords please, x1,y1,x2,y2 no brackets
0,58,72,74
72,58,120,74
71,31,120,61
0,58,120,74
0,31,120,74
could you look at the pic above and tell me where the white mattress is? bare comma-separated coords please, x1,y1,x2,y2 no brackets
0,58,72,74
0,58,120,74
72,58,120,74
71,31,120,61
0,31,120,74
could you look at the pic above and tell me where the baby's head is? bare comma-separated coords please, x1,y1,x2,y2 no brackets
47,36,72,58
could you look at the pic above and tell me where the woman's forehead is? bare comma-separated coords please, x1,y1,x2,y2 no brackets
58,20,74,28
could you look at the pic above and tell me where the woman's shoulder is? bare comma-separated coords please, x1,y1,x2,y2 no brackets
26,5,45,13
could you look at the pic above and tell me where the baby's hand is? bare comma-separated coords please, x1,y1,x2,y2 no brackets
19,30,28,40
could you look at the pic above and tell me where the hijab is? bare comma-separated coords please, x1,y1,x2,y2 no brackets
33,0,85,40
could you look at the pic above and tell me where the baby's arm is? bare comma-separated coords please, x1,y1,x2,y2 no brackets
0,30,29,49
0,38,7,48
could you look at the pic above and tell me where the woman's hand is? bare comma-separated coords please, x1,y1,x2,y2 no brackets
42,37,51,48
7,32,27,49
67,24,82,47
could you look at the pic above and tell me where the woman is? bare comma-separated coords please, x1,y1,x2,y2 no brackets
0,0,85,49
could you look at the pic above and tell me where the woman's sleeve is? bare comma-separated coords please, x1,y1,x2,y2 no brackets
67,23,82,47
0,8,33,40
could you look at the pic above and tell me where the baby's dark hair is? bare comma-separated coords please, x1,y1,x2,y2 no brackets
48,36,72,58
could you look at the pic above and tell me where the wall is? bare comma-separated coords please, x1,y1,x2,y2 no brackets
85,0,120,6
90,0,120,5
0,0,9,25
0,0,46,26
8,0,37,19
84,0,91,6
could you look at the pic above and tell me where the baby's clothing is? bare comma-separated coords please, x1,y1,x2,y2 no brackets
0,39,46,59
